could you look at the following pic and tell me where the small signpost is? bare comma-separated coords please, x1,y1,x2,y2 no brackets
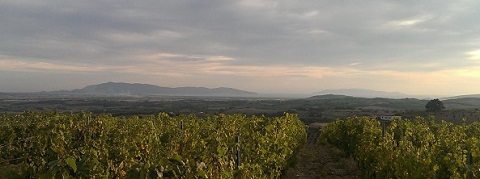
236,134,241,169
378,116,401,137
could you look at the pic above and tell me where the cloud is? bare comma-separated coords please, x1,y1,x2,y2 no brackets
466,49,480,61
1,0,479,67
237,0,278,9
387,15,433,27
0,58,131,73
349,62,361,66
1,0,480,94
103,30,184,43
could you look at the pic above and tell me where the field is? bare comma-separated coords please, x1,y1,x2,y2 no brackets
0,112,306,178
3,97,480,178
321,116,480,178
3,95,480,124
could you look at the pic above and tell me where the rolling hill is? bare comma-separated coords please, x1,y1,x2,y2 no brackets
444,94,480,100
316,89,414,99
70,82,257,97
305,94,427,110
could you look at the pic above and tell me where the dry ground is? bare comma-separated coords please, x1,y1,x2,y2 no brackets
284,123,360,179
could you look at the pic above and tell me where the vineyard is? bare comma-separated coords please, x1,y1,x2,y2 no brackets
320,116,480,178
0,112,306,178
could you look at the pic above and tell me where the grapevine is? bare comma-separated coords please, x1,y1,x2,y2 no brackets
320,116,480,178
0,112,307,178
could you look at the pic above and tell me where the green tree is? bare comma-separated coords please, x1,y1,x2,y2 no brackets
425,99,445,112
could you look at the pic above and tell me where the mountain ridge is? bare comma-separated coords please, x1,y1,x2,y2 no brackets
316,88,419,99
443,94,480,100
67,82,257,97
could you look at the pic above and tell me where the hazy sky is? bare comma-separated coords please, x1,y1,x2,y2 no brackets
1,0,480,95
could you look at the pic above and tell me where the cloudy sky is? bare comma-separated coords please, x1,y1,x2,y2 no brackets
1,0,480,95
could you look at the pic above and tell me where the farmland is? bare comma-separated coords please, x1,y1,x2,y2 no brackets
0,112,306,178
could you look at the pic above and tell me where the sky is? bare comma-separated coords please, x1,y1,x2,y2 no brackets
1,0,480,95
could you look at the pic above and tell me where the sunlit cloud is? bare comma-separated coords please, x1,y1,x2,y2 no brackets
306,29,329,35
143,53,185,60
298,10,319,19
205,56,235,62
386,15,433,27
0,58,130,72
3,54,480,95
466,49,480,61
452,67,480,78
349,62,361,66
141,52,235,63
103,30,184,43
391,19,423,26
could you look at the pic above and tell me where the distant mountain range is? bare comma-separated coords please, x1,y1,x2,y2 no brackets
1,83,479,100
39,82,256,97
307,94,480,110
2,86,480,112
316,89,424,99
306,94,427,110
71,82,257,97
444,94,480,100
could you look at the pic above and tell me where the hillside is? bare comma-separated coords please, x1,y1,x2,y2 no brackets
303,94,427,110
445,94,480,100
316,89,413,99
443,98,480,109
70,82,257,97
305,94,480,111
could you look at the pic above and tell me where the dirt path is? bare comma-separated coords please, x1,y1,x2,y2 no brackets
284,123,360,179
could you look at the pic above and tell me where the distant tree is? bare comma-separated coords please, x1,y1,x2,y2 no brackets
426,99,445,112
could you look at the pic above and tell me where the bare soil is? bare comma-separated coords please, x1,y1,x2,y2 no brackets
284,123,360,179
